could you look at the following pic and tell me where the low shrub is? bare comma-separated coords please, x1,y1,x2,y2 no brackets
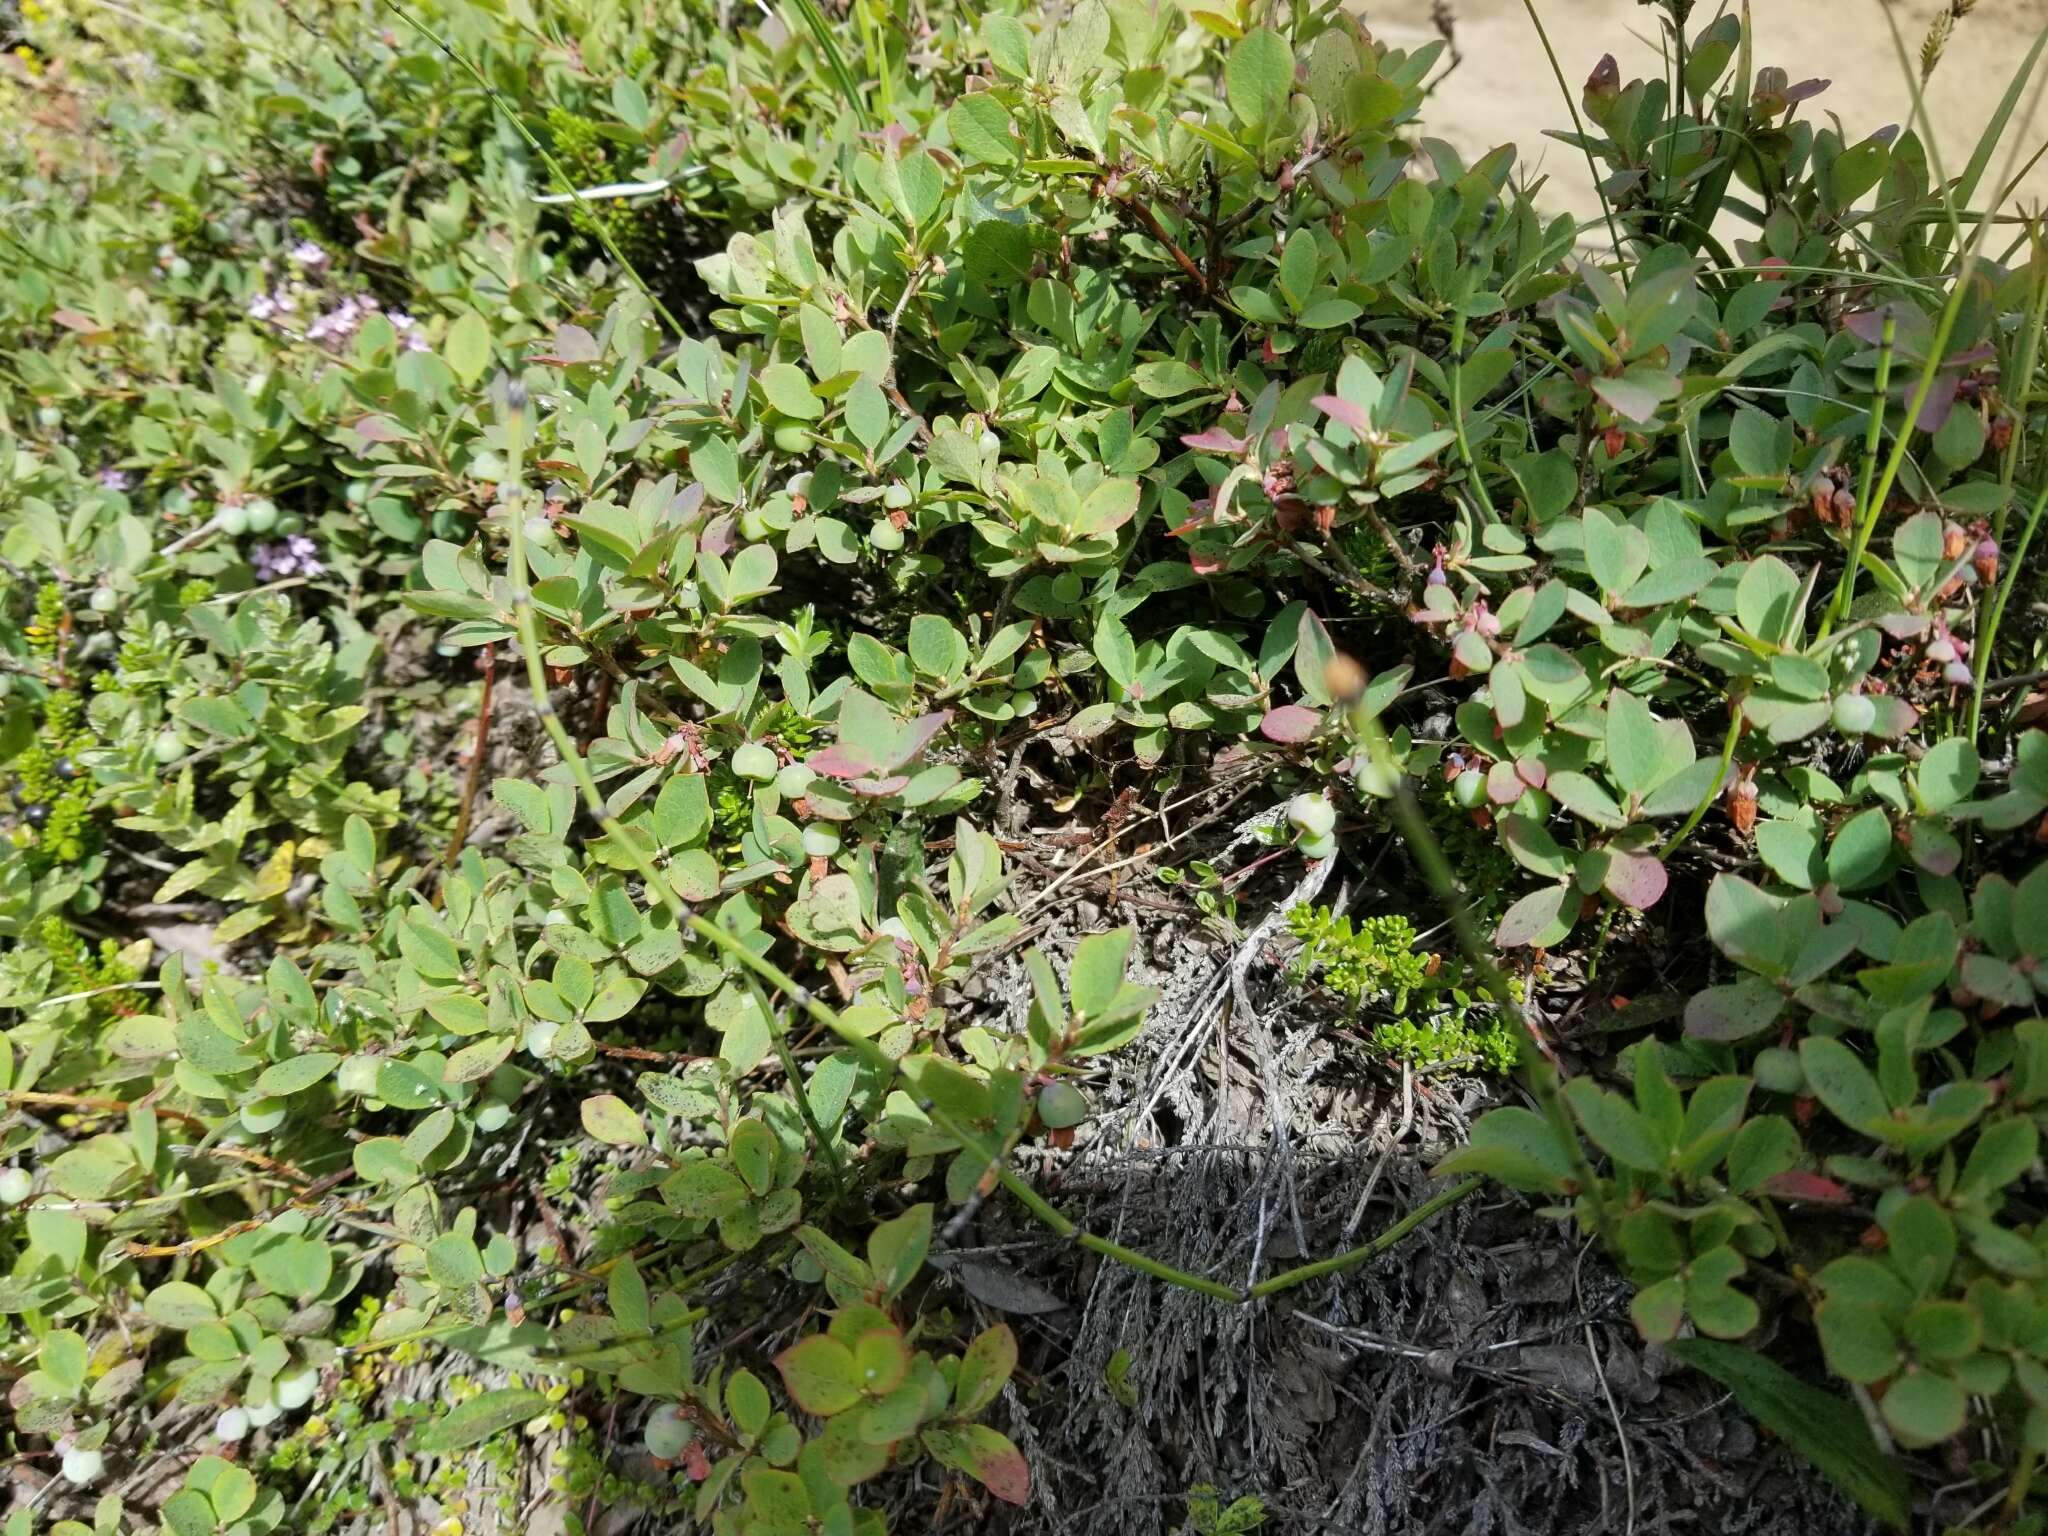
3,0,2048,1529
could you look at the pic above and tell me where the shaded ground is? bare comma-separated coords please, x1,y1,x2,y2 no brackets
925,816,1873,1536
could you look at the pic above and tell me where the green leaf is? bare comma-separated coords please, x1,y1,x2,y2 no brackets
1668,1339,1908,1530
413,1387,548,1454
1816,1298,1901,1383
1799,1037,1888,1133
253,1233,333,1298
982,12,1032,78
1631,1276,1686,1341
953,1323,1017,1417
444,310,492,386
1605,688,1664,798
663,1160,749,1218
1959,1117,2038,1200
353,1137,420,1186
1225,28,1293,129
1704,874,1788,976
581,1094,648,1147
255,1051,340,1097
143,1281,218,1329
1918,737,1980,812
1880,1368,1966,1446
774,1333,862,1416
867,1204,931,1299
726,1368,771,1437
948,95,1017,165
652,774,709,847
1434,1106,1573,1192
1563,1078,1667,1171
1495,883,1574,948
1684,979,1786,1042
728,1117,777,1196
1545,772,1626,835
425,1232,485,1290
1902,1300,1980,1362
908,615,969,679
760,363,822,420
1735,555,1802,647
1132,360,1208,397
923,1423,1030,1506
1827,808,1893,892
1069,927,1133,1016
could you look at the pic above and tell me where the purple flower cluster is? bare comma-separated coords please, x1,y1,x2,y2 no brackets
98,468,133,492
250,534,326,581
244,240,427,352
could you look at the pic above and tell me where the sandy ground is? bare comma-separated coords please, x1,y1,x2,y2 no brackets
1366,0,2048,228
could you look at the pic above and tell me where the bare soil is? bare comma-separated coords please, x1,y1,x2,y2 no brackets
1370,0,2048,229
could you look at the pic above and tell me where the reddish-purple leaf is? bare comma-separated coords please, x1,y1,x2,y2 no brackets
1905,821,1961,877
698,514,738,557
531,322,601,365
1867,695,1920,739
850,773,912,797
1486,761,1523,805
1914,379,1958,434
1496,884,1572,948
808,745,879,780
1259,704,1322,744
1759,1170,1851,1204
1515,756,1548,789
946,1425,1030,1506
888,709,953,770
1180,426,1245,454
353,414,411,443
1601,850,1668,910
1312,394,1372,435
1784,77,1831,104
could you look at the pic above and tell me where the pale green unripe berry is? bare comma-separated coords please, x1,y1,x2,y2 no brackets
275,1366,319,1411
1832,694,1876,736
732,743,777,781
644,1403,692,1460
1286,794,1336,836
1037,1081,1089,1129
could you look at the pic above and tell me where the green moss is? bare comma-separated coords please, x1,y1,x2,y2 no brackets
1286,905,1520,1073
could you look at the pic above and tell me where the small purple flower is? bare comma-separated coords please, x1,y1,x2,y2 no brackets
247,292,278,322
250,534,326,582
307,297,367,345
288,240,329,268
98,468,133,492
